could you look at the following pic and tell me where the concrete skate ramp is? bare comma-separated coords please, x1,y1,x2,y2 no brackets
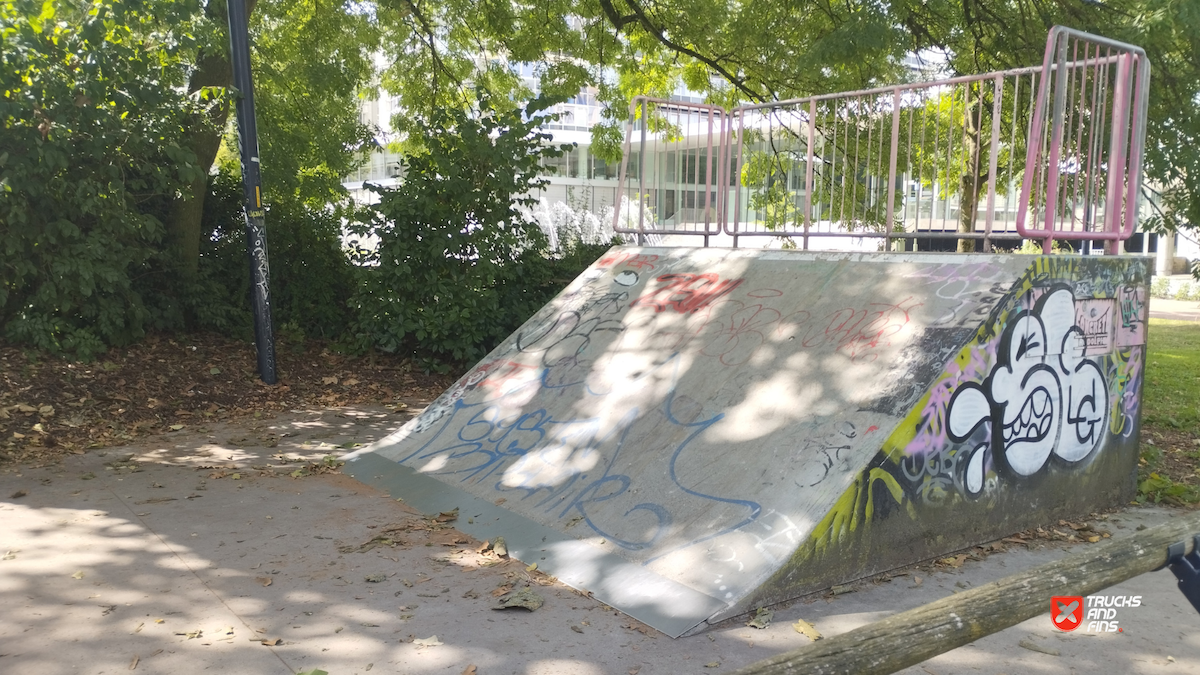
345,247,1150,637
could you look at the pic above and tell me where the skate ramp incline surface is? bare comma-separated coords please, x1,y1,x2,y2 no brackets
345,247,1149,637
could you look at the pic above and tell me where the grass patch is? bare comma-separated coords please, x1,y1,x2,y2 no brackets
1142,319,1200,430
1137,318,1200,505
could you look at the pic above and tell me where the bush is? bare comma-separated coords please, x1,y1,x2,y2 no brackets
348,92,587,367
0,1,208,358
158,170,359,342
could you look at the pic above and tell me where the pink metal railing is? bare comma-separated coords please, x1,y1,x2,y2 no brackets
613,26,1149,254
1017,27,1150,253
613,98,730,245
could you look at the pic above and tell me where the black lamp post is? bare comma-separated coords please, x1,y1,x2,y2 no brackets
226,0,277,384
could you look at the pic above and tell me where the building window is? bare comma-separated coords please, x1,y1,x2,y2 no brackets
589,153,619,180
541,147,579,178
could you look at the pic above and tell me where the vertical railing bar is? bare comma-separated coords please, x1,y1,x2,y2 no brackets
803,98,816,248
1018,30,1058,247
841,101,848,236
1124,54,1149,241
703,109,712,240
970,83,983,242
714,109,723,233
920,91,931,243
902,90,915,245
820,102,831,243
731,106,746,245
883,88,902,248
943,85,956,234
790,108,796,237
614,98,635,234
1103,53,1133,254
984,75,1004,252
1042,32,1071,251
853,97,865,231
1083,42,1103,238
841,100,852,236
1004,74,1021,233
1099,49,1113,242
929,93,939,238
830,101,840,237
961,85,971,235
1061,38,1080,233
1072,42,1094,236
799,107,809,238
638,99,647,242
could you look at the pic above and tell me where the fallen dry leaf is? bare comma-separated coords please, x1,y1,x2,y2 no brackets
10,489,27,499
493,586,544,611
792,619,822,641
129,654,139,670
622,621,656,637
260,638,282,646
628,668,641,675
256,577,273,587
71,570,85,580
746,606,773,629
462,667,478,675
413,635,443,647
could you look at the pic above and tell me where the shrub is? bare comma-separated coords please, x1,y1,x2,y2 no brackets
0,1,208,358
347,92,583,367
164,170,359,341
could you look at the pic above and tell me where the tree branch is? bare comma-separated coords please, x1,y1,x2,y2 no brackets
400,0,463,94
604,0,767,102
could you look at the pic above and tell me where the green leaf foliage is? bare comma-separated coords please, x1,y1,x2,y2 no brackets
0,0,208,358
348,92,606,367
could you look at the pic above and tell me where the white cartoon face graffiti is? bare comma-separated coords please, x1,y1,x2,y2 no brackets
947,286,1109,487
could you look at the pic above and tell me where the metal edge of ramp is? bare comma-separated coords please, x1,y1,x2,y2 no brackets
344,451,727,637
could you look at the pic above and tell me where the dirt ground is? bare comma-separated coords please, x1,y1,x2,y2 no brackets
0,334,455,467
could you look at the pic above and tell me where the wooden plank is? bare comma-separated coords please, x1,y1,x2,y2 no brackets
727,511,1200,675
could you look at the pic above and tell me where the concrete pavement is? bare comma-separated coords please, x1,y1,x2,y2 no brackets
1150,297,1200,322
2,406,1198,675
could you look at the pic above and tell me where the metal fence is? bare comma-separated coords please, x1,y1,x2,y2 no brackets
613,26,1149,254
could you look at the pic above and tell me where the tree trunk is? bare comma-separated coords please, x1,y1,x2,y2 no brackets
166,0,256,277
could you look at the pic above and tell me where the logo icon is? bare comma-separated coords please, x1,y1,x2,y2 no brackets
1051,596,1084,631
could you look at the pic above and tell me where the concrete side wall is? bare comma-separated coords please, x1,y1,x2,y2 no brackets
752,256,1151,614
